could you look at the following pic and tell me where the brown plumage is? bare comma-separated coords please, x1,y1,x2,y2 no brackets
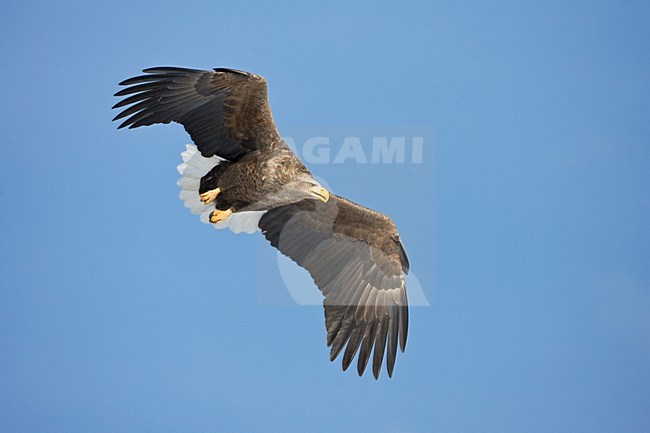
113,66,411,379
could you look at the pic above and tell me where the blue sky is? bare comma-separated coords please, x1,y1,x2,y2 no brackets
1,1,650,432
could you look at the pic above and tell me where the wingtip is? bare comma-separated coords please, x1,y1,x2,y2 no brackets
114,116,132,129
116,118,132,129
357,354,371,377
213,67,251,76
399,324,408,353
142,66,168,74
142,66,202,74
112,112,128,127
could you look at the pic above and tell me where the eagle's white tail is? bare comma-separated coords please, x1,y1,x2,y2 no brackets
176,144,264,235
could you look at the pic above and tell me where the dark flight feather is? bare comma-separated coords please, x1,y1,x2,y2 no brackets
113,67,281,161
259,195,409,378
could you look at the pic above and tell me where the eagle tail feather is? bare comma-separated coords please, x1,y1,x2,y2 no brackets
177,144,264,235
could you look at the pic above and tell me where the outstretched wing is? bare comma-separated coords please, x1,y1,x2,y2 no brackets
113,67,280,161
259,195,409,379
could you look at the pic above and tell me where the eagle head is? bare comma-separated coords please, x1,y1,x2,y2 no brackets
308,184,330,203
287,176,330,204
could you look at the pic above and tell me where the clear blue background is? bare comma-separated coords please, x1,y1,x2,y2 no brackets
1,1,649,432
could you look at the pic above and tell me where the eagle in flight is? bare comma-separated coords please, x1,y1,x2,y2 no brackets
113,67,410,379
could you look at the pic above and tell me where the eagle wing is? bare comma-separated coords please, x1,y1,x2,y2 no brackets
259,195,409,379
113,67,280,160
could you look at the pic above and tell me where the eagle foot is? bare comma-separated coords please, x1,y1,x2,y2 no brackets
209,208,232,224
200,188,221,205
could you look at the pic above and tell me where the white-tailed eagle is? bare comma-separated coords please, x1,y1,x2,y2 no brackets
113,67,411,379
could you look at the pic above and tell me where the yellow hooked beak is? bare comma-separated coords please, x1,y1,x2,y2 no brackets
310,186,330,203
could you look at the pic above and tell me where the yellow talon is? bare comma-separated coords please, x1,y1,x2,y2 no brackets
200,188,221,205
209,208,232,224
